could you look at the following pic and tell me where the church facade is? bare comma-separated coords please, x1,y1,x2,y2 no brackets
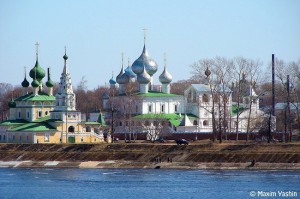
102,39,275,141
0,46,105,144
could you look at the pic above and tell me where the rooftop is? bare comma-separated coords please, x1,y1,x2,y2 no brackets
15,91,55,102
133,113,197,127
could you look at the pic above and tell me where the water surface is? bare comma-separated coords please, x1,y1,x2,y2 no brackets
0,168,299,199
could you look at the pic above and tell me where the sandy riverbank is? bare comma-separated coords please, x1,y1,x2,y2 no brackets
1,160,300,170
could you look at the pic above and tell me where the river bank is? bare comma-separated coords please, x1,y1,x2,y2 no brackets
0,141,299,169
1,160,300,170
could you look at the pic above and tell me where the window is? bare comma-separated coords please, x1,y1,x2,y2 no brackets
148,105,152,113
86,126,91,132
18,112,21,118
161,105,164,113
193,120,198,125
26,135,29,141
136,105,138,113
187,91,192,102
203,120,209,126
27,112,30,119
38,111,42,117
0,135,1,140
193,92,197,102
13,135,15,140
202,94,209,102
3,135,6,140
81,137,83,142
45,111,48,115
44,133,50,142
19,135,22,141
174,105,178,112
68,126,75,132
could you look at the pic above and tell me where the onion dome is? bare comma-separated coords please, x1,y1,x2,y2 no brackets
31,79,40,88
132,44,158,76
63,53,68,60
125,65,136,78
137,65,151,84
8,99,16,108
21,77,30,87
102,92,110,99
109,72,116,85
29,43,45,81
109,77,116,85
46,68,54,87
205,67,211,77
21,67,30,87
159,66,172,84
29,58,45,82
116,65,129,84
46,79,54,87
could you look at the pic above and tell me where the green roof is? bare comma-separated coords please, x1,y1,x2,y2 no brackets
9,122,56,132
136,91,182,97
15,91,55,102
84,122,101,125
133,113,198,127
1,116,56,132
0,119,28,126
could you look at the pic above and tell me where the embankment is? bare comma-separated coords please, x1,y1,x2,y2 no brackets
0,141,299,169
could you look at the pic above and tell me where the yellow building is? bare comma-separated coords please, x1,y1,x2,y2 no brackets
0,45,106,144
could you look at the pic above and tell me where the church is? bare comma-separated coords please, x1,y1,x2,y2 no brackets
0,37,275,143
102,37,275,141
0,45,105,144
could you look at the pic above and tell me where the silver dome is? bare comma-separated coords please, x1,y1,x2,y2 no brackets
132,45,158,76
137,65,151,84
125,65,136,78
116,66,129,84
159,66,172,84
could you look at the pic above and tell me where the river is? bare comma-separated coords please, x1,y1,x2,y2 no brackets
0,168,299,199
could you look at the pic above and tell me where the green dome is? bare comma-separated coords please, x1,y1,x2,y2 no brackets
29,60,45,81
21,77,30,87
8,99,16,108
31,79,40,87
46,79,54,87
63,53,68,60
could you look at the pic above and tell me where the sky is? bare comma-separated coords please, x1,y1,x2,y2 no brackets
0,0,299,90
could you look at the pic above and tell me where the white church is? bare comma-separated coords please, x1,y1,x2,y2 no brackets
102,37,273,141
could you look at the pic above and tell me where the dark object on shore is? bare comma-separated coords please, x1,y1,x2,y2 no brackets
250,159,256,167
176,139,189,145
154,165,161,169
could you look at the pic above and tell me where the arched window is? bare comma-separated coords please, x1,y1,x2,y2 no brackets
68,126,75,132
202,94,209,102
203,120,209,126
193,120,198,125
86,126,91,132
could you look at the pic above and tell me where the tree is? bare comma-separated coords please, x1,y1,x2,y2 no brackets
190,57,233,143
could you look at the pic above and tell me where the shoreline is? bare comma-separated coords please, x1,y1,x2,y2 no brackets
1,160,300,170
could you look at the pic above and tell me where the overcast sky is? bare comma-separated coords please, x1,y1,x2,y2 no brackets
0,0,299,89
